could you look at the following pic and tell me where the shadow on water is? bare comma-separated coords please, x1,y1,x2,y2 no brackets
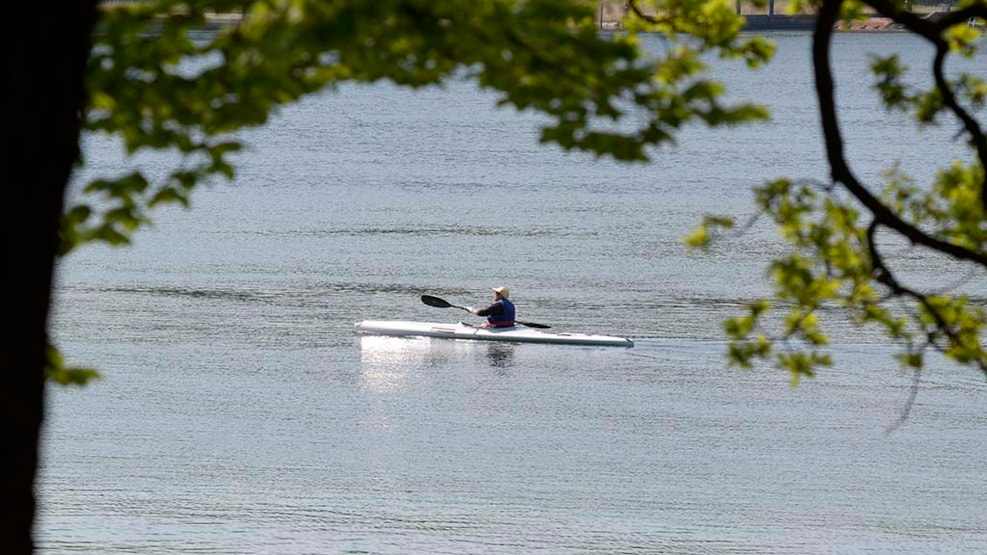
485,342,516,370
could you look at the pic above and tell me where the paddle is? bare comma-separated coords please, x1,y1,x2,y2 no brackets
420,294,551,329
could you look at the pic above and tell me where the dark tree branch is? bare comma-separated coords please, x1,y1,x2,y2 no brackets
866,222,987,377
866,0,987,209
627,0,674,25
813,0,987,269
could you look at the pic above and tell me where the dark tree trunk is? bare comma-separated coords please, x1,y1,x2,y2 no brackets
2,3,99,553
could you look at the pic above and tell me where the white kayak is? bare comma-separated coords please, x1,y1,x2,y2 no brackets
354,320,634,347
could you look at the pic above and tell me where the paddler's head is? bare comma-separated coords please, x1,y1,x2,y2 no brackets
492,286,510,300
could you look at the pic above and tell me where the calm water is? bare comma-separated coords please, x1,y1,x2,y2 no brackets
41,33,986,554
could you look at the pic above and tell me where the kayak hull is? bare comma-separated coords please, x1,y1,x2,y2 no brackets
354,320,634,347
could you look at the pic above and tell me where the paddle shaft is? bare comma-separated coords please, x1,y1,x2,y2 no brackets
420,294,550,329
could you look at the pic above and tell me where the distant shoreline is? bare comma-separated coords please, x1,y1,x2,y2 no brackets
601,14,964,32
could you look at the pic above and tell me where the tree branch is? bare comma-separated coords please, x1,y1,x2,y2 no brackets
866,221,987,377
866,0,987,209
813,0,987,268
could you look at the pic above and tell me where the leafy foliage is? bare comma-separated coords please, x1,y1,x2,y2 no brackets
45,346,100,386
67,0,771,255
687,0,987,383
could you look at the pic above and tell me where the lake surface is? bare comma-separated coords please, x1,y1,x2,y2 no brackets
40,32,986,554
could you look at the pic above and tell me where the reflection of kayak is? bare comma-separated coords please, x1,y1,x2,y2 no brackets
354,320,634,347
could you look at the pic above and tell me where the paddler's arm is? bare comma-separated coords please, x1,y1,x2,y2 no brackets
472,303,504,317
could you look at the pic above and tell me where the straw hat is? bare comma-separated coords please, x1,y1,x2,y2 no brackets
492,286,510,299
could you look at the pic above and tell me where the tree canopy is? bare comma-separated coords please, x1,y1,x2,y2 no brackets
5,0,985,552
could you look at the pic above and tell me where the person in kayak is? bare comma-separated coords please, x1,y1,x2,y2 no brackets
467,286,516,328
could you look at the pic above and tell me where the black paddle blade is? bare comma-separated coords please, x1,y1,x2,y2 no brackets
518,321,551,329
421,294,454,308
